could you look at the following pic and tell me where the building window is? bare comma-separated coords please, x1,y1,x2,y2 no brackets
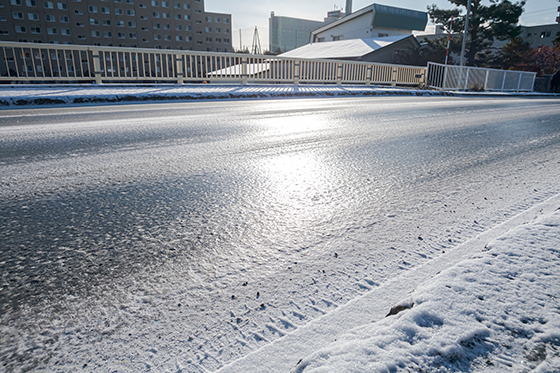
154,34,160,40
77,34,86,39
117,31,125,38
12,12,24,19
140,15,147,19
61,28,70,35
185,25,190,31
153,22,159,28
48,27,58,34
112,8,120,14
205,16,211,22
173,2,179,8
205,37,211,42
184,15,190,20
125,0,133,3
139,2,146,7
43,1,53,7
152,11,159,17
0,16,6,21
116,20,124,26
196,30,201,34
224,28,229,33
30,26,40,33
223,18,229,24
162,12,169,18
195,9,200,13
59,15,69,22
185,36,191,41
176,35,182,41
104,31,111,37
163,23,170,29
88,5,97,12
127,9,134,15
215,27,220,32
224,38,229,43
91,30,100,37
75,22,84,27
183,3,189,9
175,24,181,30
174,13,180,19
127,21,135,27
45,14,55,21
73,9,82,14
129,32,136,38
57,2,66,10
141,26,147,31
333,35,343,41
195,20,201,24
197,41,202,45
11,0,22,4
162,0,168,6
205,27,211,32
102,19,110,25
90,17,98,24
150,0,157,5
26,0,37,6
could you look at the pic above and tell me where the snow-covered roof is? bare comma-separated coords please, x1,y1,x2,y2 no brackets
280,35,416,60
209,63,270,76
311,3,428,37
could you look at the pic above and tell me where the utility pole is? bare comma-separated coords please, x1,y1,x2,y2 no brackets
460,0,472,66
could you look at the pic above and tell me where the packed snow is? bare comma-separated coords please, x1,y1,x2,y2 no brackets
220,196,560,373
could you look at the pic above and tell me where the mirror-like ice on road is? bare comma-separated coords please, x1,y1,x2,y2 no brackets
1,97,560,372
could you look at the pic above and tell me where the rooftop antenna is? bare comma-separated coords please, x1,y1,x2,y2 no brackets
239,29,242,51
251,26,262,55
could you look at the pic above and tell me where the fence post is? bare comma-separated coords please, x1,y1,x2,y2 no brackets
366,65,373,85
463,67,470,90
294,59,300,85
501,71,507,91
92,48,102,84
242,56,248,85
442,64,448,90
391,66,398,86
336,63,342,85
516,72,522,91
484,70,489,91
176,54,184,84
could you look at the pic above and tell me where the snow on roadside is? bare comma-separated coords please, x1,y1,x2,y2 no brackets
293,209,560,373
0,84,554,107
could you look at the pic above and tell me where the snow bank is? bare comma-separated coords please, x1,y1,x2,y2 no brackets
0,84,554,107
293,209,560,372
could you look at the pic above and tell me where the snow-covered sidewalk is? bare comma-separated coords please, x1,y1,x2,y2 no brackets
0,84,555,107
218,195,560,373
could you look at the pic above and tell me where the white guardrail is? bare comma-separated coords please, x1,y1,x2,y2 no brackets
0,41,426,86
427,62,536,92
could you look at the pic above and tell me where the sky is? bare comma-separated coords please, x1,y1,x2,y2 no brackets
205,0,560,51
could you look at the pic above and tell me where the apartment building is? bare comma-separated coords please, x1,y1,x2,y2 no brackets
0,0,232,51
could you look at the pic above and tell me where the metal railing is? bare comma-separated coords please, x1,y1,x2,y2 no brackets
427,62,536,92
0,41,426,86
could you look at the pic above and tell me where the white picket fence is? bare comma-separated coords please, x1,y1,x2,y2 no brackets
0,41,426,86
427,62,536,92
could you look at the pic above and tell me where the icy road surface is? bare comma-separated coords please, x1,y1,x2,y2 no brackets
1,96,560,372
